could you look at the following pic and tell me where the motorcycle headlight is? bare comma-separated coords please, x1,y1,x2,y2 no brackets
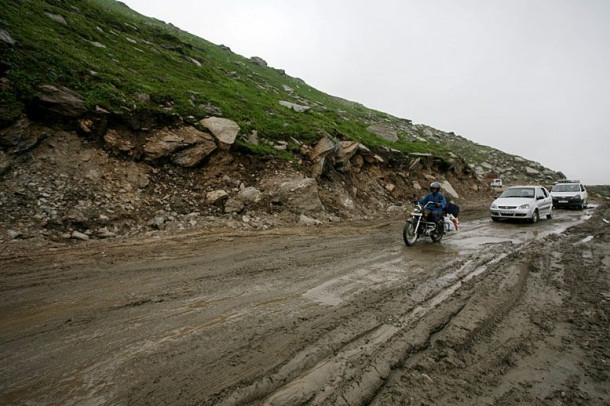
519,203,530,209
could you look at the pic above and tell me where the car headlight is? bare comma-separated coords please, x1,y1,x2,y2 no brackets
491,204,497,209
519,203,530,209
572,195,582,201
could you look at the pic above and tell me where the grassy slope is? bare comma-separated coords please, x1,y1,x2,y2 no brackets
1,0,545,171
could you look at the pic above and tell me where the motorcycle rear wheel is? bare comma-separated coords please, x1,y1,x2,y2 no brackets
430,221,444,242
403,220,418,246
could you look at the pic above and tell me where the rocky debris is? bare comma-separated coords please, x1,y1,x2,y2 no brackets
0,29,16,45
0,118,491,244
279,101,310,113
91,41,106,48
200,117,239,150
44,12,67,25
33,85,86,117
250,56,268,67
367,124,398,142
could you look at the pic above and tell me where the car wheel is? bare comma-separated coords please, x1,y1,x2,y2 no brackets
530,209,539,223
491,216,500,222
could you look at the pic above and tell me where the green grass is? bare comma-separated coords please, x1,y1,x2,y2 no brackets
0,0,454,160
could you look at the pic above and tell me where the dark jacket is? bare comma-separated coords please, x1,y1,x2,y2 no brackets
418,191,446,212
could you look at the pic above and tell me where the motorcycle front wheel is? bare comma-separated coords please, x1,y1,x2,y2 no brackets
403,220,418,246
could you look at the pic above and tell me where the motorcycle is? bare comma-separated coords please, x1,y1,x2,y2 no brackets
403,201,445,246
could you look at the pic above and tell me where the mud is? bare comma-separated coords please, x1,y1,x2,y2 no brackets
1,204,608,405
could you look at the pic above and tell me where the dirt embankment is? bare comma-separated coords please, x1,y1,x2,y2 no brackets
0,201,608,405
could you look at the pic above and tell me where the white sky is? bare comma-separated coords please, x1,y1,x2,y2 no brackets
120,0,610,185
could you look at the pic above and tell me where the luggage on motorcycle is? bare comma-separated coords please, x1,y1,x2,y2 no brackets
447,202,460,217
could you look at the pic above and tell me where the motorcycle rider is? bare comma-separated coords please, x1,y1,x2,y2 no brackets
416,182,446,227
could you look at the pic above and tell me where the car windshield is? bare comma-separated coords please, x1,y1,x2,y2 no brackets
552,184,580,192
499,187,535,198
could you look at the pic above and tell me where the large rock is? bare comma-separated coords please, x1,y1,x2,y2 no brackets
237,187,262,204
224,198,245,214
144,126,214,162
262,176,324,213
367,124,398,142
34,85,86,117
0,117,47,154
171,141,216,167
104,129,136,155
279,101,310,113
335,141,360,172
309,137,335,178
200,117,239,150
310,137,335,160
440,180,459,199
0,29,16,45
44,12,67,25
206,190,229,205
250,56,268,67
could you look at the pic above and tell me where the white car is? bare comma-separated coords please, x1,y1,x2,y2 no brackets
490,178,503,188
550,180,588,209
490,185,553,223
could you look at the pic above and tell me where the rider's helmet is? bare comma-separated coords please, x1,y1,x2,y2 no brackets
429,182,441,193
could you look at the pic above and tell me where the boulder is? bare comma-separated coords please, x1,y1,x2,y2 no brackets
171,141,217,167
0,117,47,154
104,129,135,155
144,126,214,162
0,29,16,45
335,141,360,172
299,214,322,226
440,180,459,199
367,124,398,142
310,137,335,160
250,56,267,67
0,151,11,175
237,187,262,204
224,198,245,214
279,101,310,113
206,190,229,204
200,117,240,150
308,137,335,178
34,85,86,117
44,12,67,25
262,176,324,213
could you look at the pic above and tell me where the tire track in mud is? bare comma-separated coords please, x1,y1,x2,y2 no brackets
215,245,527,405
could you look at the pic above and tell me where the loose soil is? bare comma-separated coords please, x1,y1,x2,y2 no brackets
1,204,608,405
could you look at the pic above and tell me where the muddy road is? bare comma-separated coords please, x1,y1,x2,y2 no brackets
1,205,608,405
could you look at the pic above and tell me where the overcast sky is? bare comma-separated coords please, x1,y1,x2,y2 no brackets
120,0,610,185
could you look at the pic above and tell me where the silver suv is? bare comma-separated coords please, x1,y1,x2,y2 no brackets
550,180,588,209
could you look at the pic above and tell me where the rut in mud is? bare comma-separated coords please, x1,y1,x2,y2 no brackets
0,205,608,405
